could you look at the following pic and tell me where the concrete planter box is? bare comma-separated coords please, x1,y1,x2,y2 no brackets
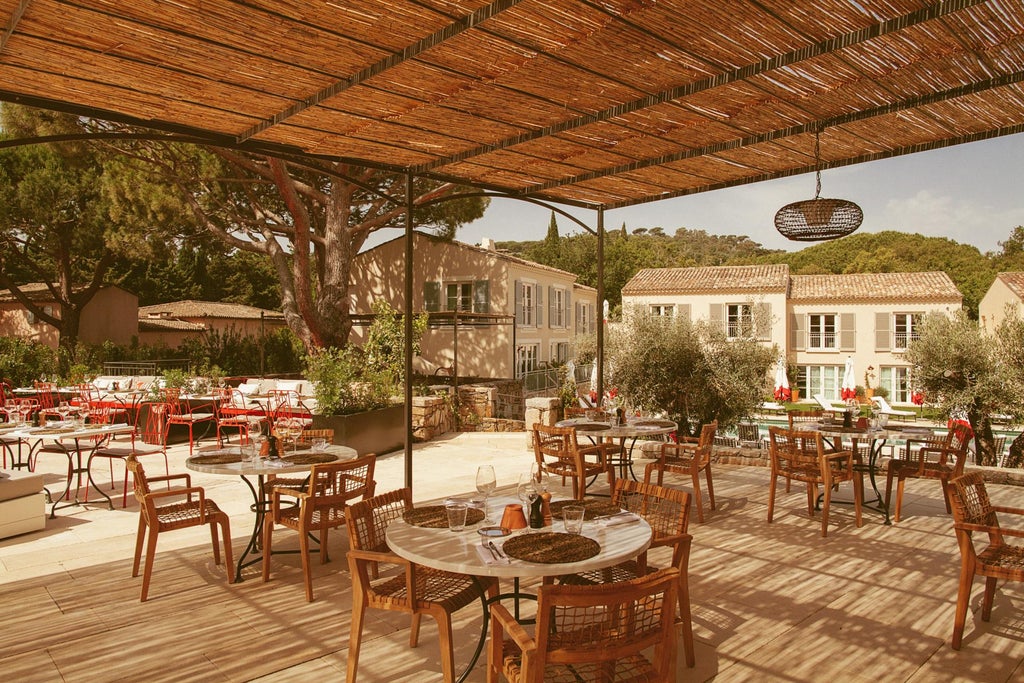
311,405,405,456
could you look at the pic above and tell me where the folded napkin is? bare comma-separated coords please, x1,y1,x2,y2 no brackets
265,458,292,468
475,543,512,565
593,512,642,527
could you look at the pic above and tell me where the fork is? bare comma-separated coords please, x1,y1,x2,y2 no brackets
488,541,507,560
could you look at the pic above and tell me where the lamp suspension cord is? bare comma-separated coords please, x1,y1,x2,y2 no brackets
814,128,822,200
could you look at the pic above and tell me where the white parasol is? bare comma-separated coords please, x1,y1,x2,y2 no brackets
773,358,790,401
840,355,857,400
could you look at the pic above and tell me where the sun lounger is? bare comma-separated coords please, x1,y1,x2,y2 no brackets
871,396,915,420
813,394,846,413
759,401,785,414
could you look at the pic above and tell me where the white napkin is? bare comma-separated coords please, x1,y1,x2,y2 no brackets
593,512,642,527
266,459,291,468
475,544,512,565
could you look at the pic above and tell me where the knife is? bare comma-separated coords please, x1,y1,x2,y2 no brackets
488,541,506,560
484,543,499,562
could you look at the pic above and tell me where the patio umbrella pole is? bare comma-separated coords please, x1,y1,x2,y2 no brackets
596,208,605,404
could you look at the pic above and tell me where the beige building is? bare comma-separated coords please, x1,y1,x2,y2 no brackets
0,283,138,349
621,266,963,404
137,300,286,348
979,272,1024,333
349,233,598,378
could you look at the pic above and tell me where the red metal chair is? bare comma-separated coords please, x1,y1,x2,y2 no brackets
92,401,171,508
161,388,215,455
213,387,265,446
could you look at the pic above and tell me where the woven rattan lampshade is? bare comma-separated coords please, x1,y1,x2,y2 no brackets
775,130,863,242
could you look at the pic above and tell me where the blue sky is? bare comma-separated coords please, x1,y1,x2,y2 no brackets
441,132,1024,255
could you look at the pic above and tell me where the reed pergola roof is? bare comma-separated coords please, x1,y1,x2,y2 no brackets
1,0,1023,210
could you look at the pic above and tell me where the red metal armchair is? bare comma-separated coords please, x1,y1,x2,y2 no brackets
161,387,216,455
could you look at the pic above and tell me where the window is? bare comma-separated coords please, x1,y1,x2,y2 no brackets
726,304,754,339
551,342,569,364
650,304,674,317
551,287,565,327
893,313,921,350
880,366,911,403
808,314,837,349
577,303,589,333
515,343,539,377
445,282,472,312
798,365,842,401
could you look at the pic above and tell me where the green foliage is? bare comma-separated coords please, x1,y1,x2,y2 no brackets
904,310,1024,464
606,308,775,435
0,337,58,387
177,327,303,377
872,385,889,400
363,300,427,383
304,346,395,415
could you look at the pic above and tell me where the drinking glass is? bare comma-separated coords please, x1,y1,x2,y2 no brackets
562,505,585,534
312,437,328,452
529,462,550,494
446,502,469,531
475,465,497,522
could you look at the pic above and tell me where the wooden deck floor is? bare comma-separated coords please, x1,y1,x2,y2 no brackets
2,432,1022,682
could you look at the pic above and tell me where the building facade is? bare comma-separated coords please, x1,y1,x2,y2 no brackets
0,283,138,349
621,265,963,404
979,272,1024,333
137,300,286,348
349,233,598,379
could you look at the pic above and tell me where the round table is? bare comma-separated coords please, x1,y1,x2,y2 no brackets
187,443,357,581
387,495,652,682
556,417,677,480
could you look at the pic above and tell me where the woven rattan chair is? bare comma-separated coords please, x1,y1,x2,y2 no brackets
556,478,695,668
533,423,615,500
262,428,337,497
346,488,498,683
487,567,680,683
948,471,1024,649
645,420,716,522
262,453,376,602
125,454,233,602
787,409,824,428
885,421,971,523
767,426,864,537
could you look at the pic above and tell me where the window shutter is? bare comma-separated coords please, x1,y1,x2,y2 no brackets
755,302,772,340
548,286,556,328
875,312,891,351
536,285,543,327
565,290,571,329
678,303,690,322
589,303,596,333
791,313,806,351
514,280,524,325
709,304,724,333
575,302,581,333
472,280,489,314
839,313,855,351
423,282,441,312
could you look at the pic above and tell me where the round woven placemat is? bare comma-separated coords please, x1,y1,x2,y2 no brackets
189,453,242,465
32,427,76,435
283,452,336,465
403,505,486,528
634,419,675,428
549,498,622,520
502,532,600,564
575,422,610,432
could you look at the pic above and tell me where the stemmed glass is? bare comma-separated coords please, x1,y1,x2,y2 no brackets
475,465,497,522
57,401,71,424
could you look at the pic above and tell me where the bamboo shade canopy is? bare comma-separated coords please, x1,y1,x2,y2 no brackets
1,0,1024,210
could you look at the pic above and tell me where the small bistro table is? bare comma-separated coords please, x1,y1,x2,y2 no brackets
186,443,357,582
556,416,677,480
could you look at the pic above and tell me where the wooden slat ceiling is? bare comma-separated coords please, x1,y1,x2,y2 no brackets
1,0,1023,210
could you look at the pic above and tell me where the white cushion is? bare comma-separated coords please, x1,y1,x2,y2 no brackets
237,381,262,396
275,379,304,394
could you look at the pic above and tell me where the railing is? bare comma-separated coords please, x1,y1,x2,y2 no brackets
102,359,192,376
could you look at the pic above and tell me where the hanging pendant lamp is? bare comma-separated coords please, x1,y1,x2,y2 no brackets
774,129,863,242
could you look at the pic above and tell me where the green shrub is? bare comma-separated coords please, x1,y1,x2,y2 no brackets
0,338,58,387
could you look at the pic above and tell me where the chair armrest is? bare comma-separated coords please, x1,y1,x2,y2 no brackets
954,521,1024,539
650,531,686,550
146,486,206,518
347,548,405,565
489,603,536,653
661,442,697,457
992,505,1024,517
678,436,699,444
148,473,192,486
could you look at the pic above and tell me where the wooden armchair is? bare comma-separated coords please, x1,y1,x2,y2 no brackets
885,421,971,522
263,428,336,497
948,471,1024,649
557,478,695,668
532,423,615,500
124,454,233,601
645,420,716,522
487,567,680,683
767,426,863,537
346,488,498,683
262,454,376,602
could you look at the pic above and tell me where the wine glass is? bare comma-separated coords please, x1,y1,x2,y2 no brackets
475,465,497,522
57,401,71,424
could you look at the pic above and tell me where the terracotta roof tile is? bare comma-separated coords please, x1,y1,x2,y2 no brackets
138,300,283,320
789,272,962,303
997,272,1024,300
138,318,206,332
621,265,790,295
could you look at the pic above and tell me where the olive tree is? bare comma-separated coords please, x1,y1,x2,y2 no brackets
904,309,1024,465
605,308,775,437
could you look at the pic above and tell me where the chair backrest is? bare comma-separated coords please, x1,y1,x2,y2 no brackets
768,426,822,474
213,386,245,410
737,422,760,443
532,423,576,465
297,428,335,445
612,479,690,549
35,381,57,409
949,471,999,530
346,488,413,552
161,387,185,414
563,406,588,419
303,454,376,508
531,567,680,679
139,402,169,446
787,410,823,428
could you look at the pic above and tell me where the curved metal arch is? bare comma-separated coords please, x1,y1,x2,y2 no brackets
414,190,596,235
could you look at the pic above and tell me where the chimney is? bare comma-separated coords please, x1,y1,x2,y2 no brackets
479,237,496,251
